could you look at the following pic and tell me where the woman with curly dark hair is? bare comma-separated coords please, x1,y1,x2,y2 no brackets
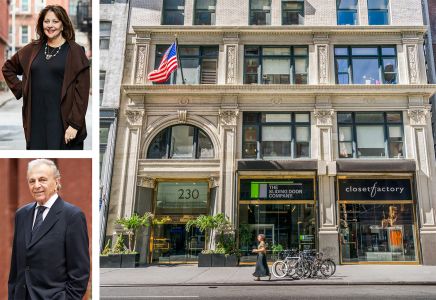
2,5,89,150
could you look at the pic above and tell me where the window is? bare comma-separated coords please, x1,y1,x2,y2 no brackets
242,112,310,159
100,0,115,3
147,125,214,159
20,0,30,13
8,25,12,44
334,46,397,84
194,0,216,25
20,26,29,45
337,0,358,25
250,0,271,25
338,112,404,158
162,0,185,25
100,21,111,49
100,71,106,105
282,1,304,25
154,45,218,84
367,0,389,25
244,46,308,84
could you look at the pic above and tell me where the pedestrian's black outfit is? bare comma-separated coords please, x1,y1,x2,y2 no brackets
29,43,82,150
253,241,270,278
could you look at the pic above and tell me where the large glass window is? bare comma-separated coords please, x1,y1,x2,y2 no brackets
162,0,185,25
367,0,389,25
244,46,308,84
337,0,358,25
250,0,271,25
338,112,404,158
147,125,214,159
335,46,397,84
243,112,310,159
155,45,218,84
194,0,216,25
282,1,304,25
99,21,111,49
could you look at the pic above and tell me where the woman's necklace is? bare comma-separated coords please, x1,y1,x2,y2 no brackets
44,42,62,60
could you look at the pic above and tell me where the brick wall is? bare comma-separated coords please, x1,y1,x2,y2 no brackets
0,0,8,82
0,158,92,300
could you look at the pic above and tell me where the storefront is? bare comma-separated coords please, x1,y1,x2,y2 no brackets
150,180,210,264
238,175,317,262
337,176,420,264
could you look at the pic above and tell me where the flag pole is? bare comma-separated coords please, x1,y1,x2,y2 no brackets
175,34,185,85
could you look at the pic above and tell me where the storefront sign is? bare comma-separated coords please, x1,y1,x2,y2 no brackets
156,182,208,210
338,178,412,201
240,178,315,201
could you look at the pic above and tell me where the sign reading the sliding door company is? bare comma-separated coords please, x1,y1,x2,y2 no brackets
156,181,208,214
338,178,412,201
240,178,315,201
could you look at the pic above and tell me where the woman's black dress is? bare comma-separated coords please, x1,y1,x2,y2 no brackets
30,42,78,150
253,242,270,277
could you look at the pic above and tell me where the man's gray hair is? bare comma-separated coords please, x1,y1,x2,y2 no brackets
27,159,62,189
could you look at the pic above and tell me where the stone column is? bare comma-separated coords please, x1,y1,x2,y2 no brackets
314,106,339,263
223,33,239,84
407,104,436,265
218,107,239,226
132,32,151,85
313,34,330,84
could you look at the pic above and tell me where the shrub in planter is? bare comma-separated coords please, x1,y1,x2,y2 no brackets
121,252,140,268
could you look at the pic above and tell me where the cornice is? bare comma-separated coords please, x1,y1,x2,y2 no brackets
123,84,436,98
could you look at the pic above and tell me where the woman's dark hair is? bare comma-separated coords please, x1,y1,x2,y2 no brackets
35,5,75,42
258,234,266,241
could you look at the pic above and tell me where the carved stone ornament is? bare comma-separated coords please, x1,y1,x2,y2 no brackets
407,45,418,84
135,45,147,84
125,109,144,127
178,110,187,123
226,45,237,84
272,97,282,105
318,45,328,84
314,109,335,126
219,109,239,127
408,108,429,126
209,176,220,188
137,177,155,188
179,97,189,105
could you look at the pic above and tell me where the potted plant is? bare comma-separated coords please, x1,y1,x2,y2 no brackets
271,243,284,261
100,235,124,268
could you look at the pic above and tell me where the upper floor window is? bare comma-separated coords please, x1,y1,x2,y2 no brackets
244,46,308,84
338,112,404,158
162,0,185,25
20,26,29,45
155,45,218,84
250,0,271,25
282,1,304,25
243,112,310,159
147,125,214,159
334,46,397,84
367,0,389,25
194,0,216,25
20,0,30,13
100,21,111,49
100,71,106,105
337,0,358,25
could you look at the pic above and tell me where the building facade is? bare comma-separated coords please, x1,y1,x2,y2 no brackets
0,0,9,88
105,0,436,265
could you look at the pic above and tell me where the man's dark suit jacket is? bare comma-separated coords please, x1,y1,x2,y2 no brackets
8,197,90,300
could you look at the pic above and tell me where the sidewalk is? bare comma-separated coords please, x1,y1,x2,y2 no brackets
0,90,14,107
100,265,436,286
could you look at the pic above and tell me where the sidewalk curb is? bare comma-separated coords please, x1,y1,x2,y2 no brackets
101,281,436,287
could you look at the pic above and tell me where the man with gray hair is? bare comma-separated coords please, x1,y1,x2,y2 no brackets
8,159,90,299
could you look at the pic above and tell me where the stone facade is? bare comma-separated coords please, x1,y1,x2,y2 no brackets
105,0,436,265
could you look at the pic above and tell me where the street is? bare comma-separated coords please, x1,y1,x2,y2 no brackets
100,285,436,300
0,91,92,150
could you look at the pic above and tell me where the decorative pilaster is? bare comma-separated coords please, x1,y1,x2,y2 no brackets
223,33,239,84
406,45,419,84
313,34,330,84
133,33,151,85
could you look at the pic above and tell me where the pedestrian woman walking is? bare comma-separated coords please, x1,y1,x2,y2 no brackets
252,234,271,281
2,5,90,150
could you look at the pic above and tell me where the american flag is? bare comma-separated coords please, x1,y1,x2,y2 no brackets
148,42,178,83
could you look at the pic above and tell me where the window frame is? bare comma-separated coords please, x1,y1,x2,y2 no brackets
242,112,311,159
336,0,358,25
99,70,106,105
20,25,30,45
367,0,390,25
337,111,404,159
334,45,398,84
99,21,112,50
162,0,186,25
281,0,305,25
194,0,216,25
147,125,215,159
243,45,308,84
20,0,30,13
249,0,272,25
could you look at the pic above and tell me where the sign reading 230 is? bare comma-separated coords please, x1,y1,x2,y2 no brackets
178,189,200,200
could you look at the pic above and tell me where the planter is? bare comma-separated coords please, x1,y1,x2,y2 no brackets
121,253,140,268
198,253,212,267
211,254,226,267
100,254,122,268
225,254,239,267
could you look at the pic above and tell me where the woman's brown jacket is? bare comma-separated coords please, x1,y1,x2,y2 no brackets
2,39,90,147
